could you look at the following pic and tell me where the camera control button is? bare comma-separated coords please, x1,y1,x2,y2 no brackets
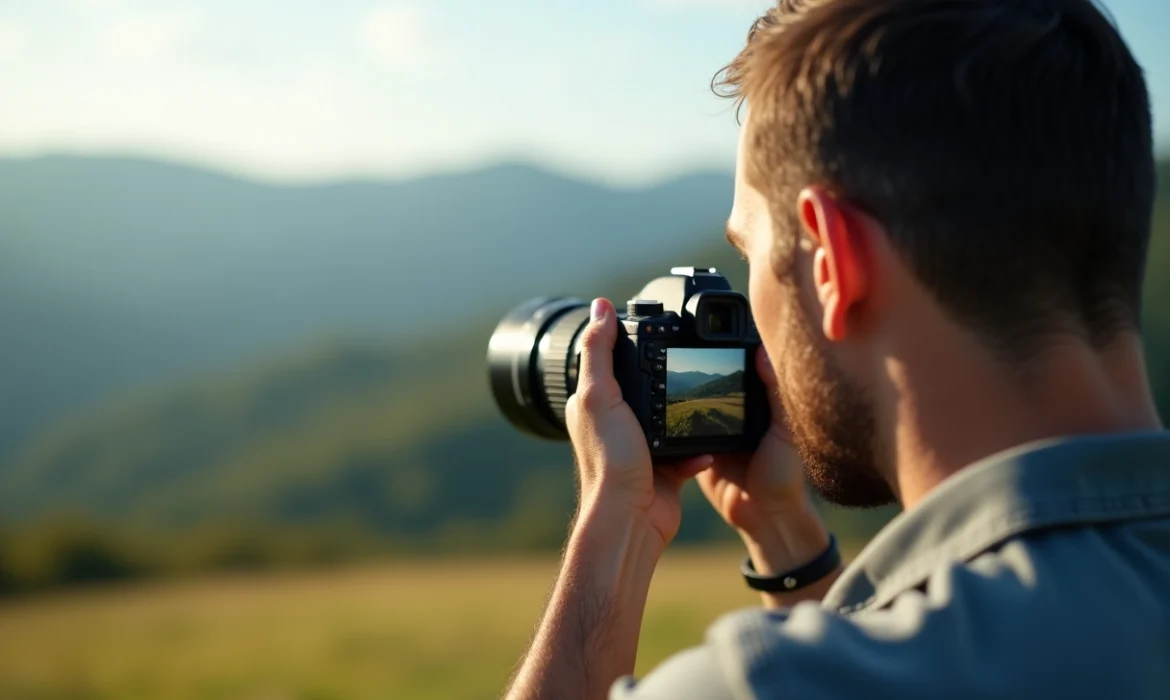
651,438,662,449
656,381,666,391
654,363,664,372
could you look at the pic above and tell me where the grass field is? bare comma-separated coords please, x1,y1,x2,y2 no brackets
666,397,745,437
0,548,764,700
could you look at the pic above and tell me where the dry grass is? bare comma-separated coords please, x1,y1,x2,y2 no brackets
0,547,762,700
665,398,745,438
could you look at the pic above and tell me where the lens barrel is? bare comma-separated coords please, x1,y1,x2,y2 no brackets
486,298,592,440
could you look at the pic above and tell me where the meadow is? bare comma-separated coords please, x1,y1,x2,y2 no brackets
0,547,765,700
666,397,746,437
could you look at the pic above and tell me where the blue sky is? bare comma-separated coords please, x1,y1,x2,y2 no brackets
0,0,1166,186
668,347,744,377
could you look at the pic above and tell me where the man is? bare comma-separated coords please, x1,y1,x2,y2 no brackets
506,0,1169,698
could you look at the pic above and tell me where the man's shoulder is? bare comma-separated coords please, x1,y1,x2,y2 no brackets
824,433,1170,612
617,523,1170,699
719,524,1170,695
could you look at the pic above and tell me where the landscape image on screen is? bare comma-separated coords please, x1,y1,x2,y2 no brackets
665,348,746,438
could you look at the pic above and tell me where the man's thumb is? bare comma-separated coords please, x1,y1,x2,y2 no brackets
577,298,618,395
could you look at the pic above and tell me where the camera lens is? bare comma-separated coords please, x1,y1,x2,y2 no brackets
486,298,591,440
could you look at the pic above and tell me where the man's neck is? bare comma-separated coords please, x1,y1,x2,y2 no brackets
881,331,1163,510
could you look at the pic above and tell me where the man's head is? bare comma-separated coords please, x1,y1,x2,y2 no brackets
722,0,1155,507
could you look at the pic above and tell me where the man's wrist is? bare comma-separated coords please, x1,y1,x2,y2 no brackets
504,500,664,699
570,499,667,583
737,497,830,575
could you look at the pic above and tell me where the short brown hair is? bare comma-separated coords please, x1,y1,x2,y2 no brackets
718,0,1155,356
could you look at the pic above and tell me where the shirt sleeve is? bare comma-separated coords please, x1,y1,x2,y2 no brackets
609,645,736,700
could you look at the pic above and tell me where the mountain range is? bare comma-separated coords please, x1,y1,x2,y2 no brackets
665,371,723,395
0,155,734,460
679,371,745,400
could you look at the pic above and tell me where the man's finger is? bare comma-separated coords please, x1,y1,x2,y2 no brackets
707,453,750,484
574,298,620,411
667,454,715,481
654,455,713,490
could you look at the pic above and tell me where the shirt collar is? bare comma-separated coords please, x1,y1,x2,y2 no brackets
823,431,1170,613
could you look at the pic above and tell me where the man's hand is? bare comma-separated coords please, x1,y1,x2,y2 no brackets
505,298,710,700
696,346,838,608
566,298,714,545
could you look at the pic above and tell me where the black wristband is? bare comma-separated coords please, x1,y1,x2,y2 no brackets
741,534,841,593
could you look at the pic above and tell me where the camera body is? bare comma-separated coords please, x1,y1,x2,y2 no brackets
487,267,771,459
608,267,770,458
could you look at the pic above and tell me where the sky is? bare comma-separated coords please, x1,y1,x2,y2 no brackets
668,347,744,377
0,0,1167,187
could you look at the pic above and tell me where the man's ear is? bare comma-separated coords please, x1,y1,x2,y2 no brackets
797,186,871,341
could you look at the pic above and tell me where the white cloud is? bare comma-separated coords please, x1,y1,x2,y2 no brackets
104,11,197,59
0,18,29,57
359,4,445,70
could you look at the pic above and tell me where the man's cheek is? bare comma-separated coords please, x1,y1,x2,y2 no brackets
748,270,782,351
747,265,771,332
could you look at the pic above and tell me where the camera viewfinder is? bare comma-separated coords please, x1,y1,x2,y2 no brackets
695,295,745,341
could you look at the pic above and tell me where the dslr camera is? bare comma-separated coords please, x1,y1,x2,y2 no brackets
487,267,770,459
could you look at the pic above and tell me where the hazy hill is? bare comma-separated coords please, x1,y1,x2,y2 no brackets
0,156,734,460
665,371,720,395
0,241,752,544
680,371,746,400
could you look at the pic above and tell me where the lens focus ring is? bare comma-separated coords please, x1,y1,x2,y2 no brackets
540,305,592,424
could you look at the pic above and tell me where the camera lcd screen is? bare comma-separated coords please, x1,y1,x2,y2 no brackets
665,348,746,438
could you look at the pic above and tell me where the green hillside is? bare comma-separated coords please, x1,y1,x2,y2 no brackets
0,246,753,592
0,156,732,462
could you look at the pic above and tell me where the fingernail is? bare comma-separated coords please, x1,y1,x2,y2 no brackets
697,454,715,466
591,298,606,322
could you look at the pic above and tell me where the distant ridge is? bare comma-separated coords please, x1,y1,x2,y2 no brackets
679,371,745,400
665,370,720,395
0,154,733,460
0,153,731,193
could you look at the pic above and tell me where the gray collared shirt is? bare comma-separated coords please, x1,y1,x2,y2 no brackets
612,432,1170,699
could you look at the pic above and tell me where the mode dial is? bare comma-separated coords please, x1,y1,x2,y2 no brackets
627,299,665,318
